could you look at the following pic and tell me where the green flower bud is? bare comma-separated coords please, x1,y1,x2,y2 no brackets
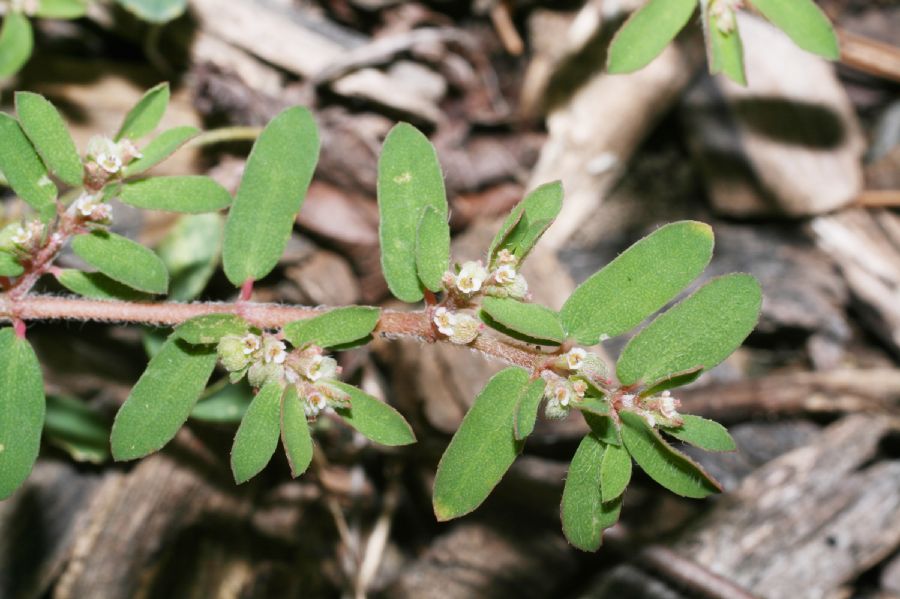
218,334,251,372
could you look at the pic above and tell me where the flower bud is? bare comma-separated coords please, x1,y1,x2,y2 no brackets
218,334,252,372
449,313,481,345
248,361,285,388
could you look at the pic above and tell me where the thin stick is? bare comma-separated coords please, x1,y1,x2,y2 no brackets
838,29,900,83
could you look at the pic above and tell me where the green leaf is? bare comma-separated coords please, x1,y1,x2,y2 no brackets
583,412,621,446
123,126,200,177
44,395,110,464
281,386,313,478
15,92,83,186
377,123,448,302
0,329,45,500
190,380,252,423
115,0,187,23
481,297,565,345
513,378,547,441
432,367,527,521
600,442,632,502
115,82,169,141
119,176,232,213
157,213,223,301
231,381,283,484
619,411,721,498
0,112,57,216
71,231,169,294
640,366,703,398
0,12,33,79
561,221,714,345
616,274,762,386
175,313,248,345
223,106,319,286
110,336,217,460
330,381,416,446
662,415,736,452
561,433,621,552
56,269,151,301
707,11,747,85
283,307,380,349
415,206,450,293
607,0,697,74
488,181,562,265
0,252,24,277
749,0,839,59
35,0,89,19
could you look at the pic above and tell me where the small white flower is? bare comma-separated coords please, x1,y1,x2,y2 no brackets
449,313,481,345
493,264,517,285
305,391,329,417
241,334,261,355
659,390,680,420
572,379,588,399
495,249,517,266
552,383,573,407
620,394,635,410
565,348,587,371
302,354,325,381
11,225,32,246
455,261,488,294
433,307,457,336
263,338,287,364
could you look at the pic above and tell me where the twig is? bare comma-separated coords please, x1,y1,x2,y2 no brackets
856,189,900,208
490,0,524,56
639,546,760,599
838,28,900,83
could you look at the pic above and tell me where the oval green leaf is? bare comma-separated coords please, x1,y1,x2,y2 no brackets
481,297,565,345
0,112,57,216
583,412,621,446
0,12,33,79
56,269,151,301
15,92,83,186
116,82,169,141
600,441,632,502
488,181,562,266
123,126,200,177
175,313,248,345
561,433,621,552
110,336,216,461
662,414,736,452
377,123,448,302
561,221,714,345
0,252,24,277
616,273,762,386
119,176,232,213
157,213,223,301
749,0,838,59
115,0,187,23
514,377,547,441
223,106,320,286
0,329,46,500
607,0,697,74
620,411,721,498
707,10,747,85
231,380,283,484
35,0,88,18
281,386,313,478
71,231,169,294
432,367,528,521
330,381,416,446
283,306,380,350
416,205,450,293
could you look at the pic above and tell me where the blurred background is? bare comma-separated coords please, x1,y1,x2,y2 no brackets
0,0,898,597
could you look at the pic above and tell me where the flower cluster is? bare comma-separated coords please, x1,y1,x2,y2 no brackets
2,219,44,253
84,136,142,189
432,307,482,345
442,250,529,302
617,389,683,428
541,348,609,419
71,192,112,224
709,0,743,34
217,332,349,418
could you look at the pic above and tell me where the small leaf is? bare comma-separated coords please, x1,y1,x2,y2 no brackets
116,82,169,141
175,313,248,345
488,181,562,265
110,336,217,460
281,386,313,478
432,367,528,521
561,433,621,552
0,112,57,216
283,307,380,349
15,92,83,186
72,231,169,294
157,213,223,301
616,274,762,386
662,415,736,452
583,411,621,446
640,366,703,398
0,328,46,500
600,442,632,502
619,411,721,498
577,397,610,418
377,123,448,302
561,221,714,345
35,0,88,19
223,106,320,286
330,381,416,446
119,176,232,213
748,0,839,59
123,126,200,177
707,11,747,85
191,380,252,423
44,395,110,464
0,12,33,79
607,0,697,74
231,381,283,484
514,378,547,441
115,0,187,23
56,269,151,301
0,252,24,277
415,206,450,293
481,297,565,345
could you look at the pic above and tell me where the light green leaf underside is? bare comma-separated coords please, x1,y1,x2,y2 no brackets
488,181,562,265
175,313,248,345
662,414,736,452
56,269,151,301
119,176,232,213
15,92,83,186
619,411,721,498
0,112,57,216
584,412,621,446
607,0,697,74
708,11,747,85
0,328,46,500
513,378,547,441
600,441,632,502
191,380,252,423
110,336,217,461
35,0,88,19
0,12,33,79
281,386,313,478
616,273,762,386
481,297,565,345
123,126,200,177
223,106,320,286
231,381,283,484
377,122,447,303
749,0,839,59
0,252,24,277
415,206,450,293
561,221,714,345
44,395,110,464
116,82,170,141
330,381,416,446
157,213,223,301
115,0,187,23
432,367,528,521
283,307,381,349
71,231,169,294
561,433,621,552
